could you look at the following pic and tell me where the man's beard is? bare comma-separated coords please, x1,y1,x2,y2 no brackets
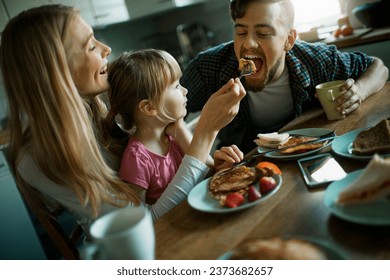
244,58,283,92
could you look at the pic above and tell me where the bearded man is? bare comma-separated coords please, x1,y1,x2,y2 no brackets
181,0,388,153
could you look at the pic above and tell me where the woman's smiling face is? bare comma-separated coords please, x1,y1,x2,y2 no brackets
64,15,112,97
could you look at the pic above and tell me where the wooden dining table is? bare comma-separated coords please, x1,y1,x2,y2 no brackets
154,82,390,260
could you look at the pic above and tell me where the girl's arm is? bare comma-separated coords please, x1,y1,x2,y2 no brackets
165,118,214,168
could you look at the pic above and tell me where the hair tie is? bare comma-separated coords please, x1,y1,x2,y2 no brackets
109,109,117,117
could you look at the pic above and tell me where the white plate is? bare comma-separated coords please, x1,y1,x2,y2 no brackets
323,170,390,226
218,237,347,260
188,174,282,213
257,128,335,160
332,127,390,161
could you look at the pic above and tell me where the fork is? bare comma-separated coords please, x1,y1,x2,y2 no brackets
238,61,255,79
287,130,335,138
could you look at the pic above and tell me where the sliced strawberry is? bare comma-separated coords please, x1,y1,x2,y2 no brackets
248,185,262,202
225,192,245,208
259,176,277,194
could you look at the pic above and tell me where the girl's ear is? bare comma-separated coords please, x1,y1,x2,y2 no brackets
138,99,157,116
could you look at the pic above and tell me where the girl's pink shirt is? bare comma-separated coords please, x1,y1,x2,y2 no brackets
119,135,184,204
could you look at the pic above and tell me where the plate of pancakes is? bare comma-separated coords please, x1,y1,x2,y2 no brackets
256,128,336,160
188,166,282,213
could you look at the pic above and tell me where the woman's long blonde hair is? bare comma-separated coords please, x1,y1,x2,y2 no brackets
0,5,140,217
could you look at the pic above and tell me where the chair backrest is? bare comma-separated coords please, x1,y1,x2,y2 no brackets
2,145,83,259
16,180,84,260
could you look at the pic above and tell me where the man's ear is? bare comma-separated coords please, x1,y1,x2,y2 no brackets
138,99,157,116
284,29,297,51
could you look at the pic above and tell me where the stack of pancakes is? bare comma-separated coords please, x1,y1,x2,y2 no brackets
208,166,258,204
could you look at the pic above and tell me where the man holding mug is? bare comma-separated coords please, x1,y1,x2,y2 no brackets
182,0,389,153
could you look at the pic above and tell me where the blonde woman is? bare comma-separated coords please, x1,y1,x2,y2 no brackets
0,5,246,229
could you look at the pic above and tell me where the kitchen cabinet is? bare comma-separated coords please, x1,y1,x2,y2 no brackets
125,0,174,19
50,0,130,27
90,0,129,26
0,0,130,32
175,0,207,7
50,0,96,27
4,0,51,19
125,0,208,20
0,3,8,34
0,0,210,33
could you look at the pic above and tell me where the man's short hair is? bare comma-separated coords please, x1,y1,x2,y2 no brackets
230,0,295,29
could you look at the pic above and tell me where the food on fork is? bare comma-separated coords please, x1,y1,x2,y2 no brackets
278,136,325,154
254,132,290,148
229,237,327,260
239,58,257,73
351,118,390,155
336,154,390,205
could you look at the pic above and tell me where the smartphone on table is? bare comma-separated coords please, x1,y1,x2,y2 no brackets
298,153,347,188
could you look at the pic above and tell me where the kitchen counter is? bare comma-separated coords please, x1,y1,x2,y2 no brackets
323,26,390,49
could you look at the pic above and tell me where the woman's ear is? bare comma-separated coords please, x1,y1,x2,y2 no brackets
284,29,297,51
138,100,157,116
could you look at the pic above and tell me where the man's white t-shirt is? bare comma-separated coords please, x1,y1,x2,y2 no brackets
247,67,295,133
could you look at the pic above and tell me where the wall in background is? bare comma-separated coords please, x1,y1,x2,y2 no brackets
94,0,233,64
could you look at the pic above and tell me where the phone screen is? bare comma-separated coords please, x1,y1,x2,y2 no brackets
298,153,347,187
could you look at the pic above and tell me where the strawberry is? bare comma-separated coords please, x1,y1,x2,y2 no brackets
225,192,245,208
248,185,262,202
259,176,277,194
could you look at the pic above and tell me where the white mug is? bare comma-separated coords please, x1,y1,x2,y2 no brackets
316,80,346,121
89,205,155,260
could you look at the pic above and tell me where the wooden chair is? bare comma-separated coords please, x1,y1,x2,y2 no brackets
18,183,84,260
1,142,84,259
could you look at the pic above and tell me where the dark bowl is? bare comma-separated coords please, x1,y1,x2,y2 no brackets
352,1,390,28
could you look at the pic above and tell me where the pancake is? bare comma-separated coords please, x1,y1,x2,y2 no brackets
229,237,327,260
278,136,325,154
209,166,257,202
239,58,257,73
